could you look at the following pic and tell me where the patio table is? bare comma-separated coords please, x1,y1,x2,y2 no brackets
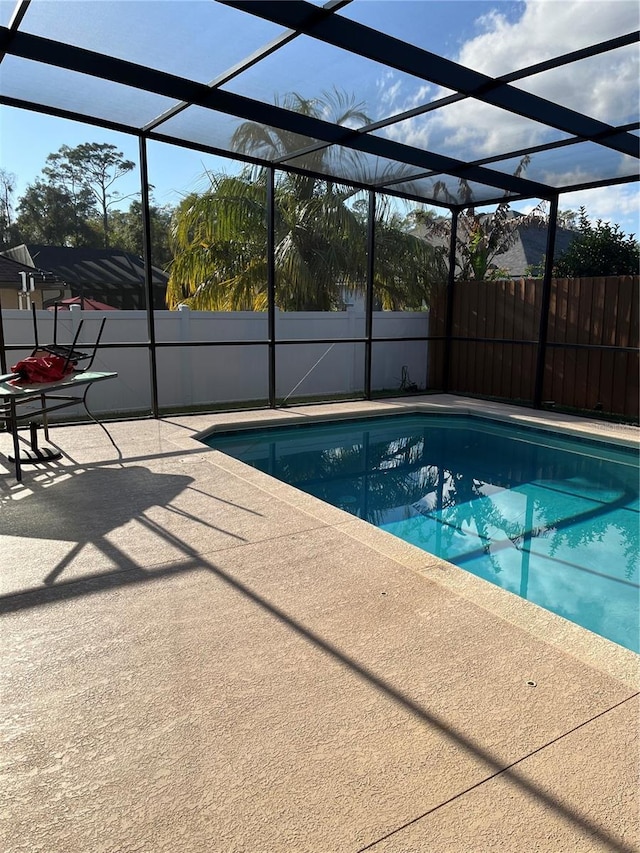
0,370,117,481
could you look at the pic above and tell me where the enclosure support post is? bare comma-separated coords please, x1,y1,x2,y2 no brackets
364,190,375,400
0,295,7,375
139,134,159,418
267,167,276,408
442,209,458,393
534,195,559,408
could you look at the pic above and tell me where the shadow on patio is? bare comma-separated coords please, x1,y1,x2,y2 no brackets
1,416,638,852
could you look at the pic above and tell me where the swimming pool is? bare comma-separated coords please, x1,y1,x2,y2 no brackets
205,414,639,653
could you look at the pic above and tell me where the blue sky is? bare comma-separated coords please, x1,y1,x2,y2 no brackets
1,0,638,237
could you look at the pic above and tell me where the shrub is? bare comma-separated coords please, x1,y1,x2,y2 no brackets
554,207,639,277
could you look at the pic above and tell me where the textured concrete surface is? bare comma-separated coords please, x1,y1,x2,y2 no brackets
1,396,638,852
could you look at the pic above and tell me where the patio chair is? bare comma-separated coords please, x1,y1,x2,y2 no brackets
28,302,107,374
0,300,117,481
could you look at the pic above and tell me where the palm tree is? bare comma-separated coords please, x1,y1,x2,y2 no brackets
166,90,447,311
167,171,269,310
373,201,447,309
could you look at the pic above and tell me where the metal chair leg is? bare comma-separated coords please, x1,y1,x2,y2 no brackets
9,400,21,482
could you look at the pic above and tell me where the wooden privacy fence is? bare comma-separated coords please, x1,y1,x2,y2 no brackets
428,275,639,420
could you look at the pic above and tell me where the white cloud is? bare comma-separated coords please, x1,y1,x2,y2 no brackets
377,72,404,114
379,0,639,160
516,184,640,237
457,0,638,79
559,184,640,236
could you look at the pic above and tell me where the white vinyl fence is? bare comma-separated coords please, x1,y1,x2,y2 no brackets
1,306,430,418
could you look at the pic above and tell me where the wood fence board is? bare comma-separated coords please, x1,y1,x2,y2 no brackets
561,279,578,405
585,349,601,411
475,282,486,338
630,277,639,350
468,285,480,390
451,282,462,338
542,348,556,403
576,277,593,346
499,339,510,398
482,284,497,392
599,350,616,413
547,279,558,343
522,344,536,401
432,275,637,419
463,286,476,391
611,350,628,416
574,347,589,409
522,279,537,341
494,281,506,340
491,339,504,395
501,280,514,340
532,278,543,342
565,278,580,345
624,353,639,418
614,276,633,348
601,277,619,347
589,278,605,345
546,347,559,404
553,278,569,343
488,282,498,337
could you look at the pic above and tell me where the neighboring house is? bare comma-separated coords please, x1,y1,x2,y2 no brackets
493,215,575,277
0,253,67,309
412,211,576,278
1,245,169,309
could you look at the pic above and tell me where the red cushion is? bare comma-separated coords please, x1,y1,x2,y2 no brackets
10,355,75,384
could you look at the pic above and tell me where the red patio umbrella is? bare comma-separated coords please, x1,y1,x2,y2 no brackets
48,297,119,311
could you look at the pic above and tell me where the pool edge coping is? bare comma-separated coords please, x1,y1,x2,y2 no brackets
194,396,640,450
177,396,640,689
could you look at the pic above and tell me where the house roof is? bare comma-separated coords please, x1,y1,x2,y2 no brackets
496,222,575,277
0,1,637,209
1,244,169,309
0,251,62,288
411,212,577,278
2,245,169,287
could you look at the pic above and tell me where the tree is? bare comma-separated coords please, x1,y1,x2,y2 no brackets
557,209,580,231
168,171,270,310
418,201,547,281
372,204,447,309
413,159,550,281
15,179,98,246
553,207,639,277
109,199,174,269
0,168,20,249
43,142,135,247
167,91,447,311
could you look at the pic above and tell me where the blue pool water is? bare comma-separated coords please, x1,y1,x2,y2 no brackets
205,415,640,652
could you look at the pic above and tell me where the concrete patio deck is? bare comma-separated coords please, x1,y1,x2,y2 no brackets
1,396,638,852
